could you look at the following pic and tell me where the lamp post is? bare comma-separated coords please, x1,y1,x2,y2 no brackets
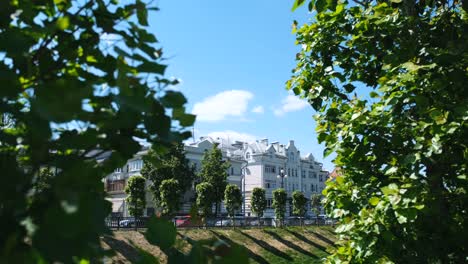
277,168,288,189
241,162,248,216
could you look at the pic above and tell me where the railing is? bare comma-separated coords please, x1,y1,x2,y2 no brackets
104,216,335,230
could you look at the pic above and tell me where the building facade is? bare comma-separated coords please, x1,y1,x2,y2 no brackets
104,137,328,217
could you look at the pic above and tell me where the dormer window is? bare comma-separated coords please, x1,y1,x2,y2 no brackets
246,152,251,160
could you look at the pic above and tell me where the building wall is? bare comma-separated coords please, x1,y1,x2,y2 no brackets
105,137,328,218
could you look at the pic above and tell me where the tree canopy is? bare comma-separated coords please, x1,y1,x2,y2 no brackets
272,188,287,223
0,0,194,262
196,182,215,218
125,175,147,217
159,179,181,216
250,187,267,219
141,143,195,207
292,191,307,217
290,0,468,262
224,184,242,219
198,144,230,216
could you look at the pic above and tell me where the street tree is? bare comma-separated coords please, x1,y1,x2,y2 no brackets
125,175,147,218
251,187,267,225
310,193,322,217
292,191,307,225
141,143,195,207
0,0,195,262
290,0,468,262
272,188,287,227
159,179,181,217
198,144,229,216
196,182,214,220
224,184,242,226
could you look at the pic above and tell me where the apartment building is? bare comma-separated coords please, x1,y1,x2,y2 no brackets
104,137,328,217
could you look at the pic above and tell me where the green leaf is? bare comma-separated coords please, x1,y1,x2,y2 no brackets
160,91,187,108
56,16,70,30
429,109,447,125
145,217,176,250
369,197,380,206
137,61,167,74
291,0,306,11
315,0,328,13
136,0,149,26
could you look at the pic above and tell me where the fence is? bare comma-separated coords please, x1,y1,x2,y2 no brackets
105,216,335,230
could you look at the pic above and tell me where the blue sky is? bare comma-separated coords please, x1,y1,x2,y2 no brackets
147,0,335,171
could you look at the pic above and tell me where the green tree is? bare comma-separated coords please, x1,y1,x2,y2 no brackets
196,182,214,219
310,193,322,217
198,144,229,216
141,143,195,207
290,0,468,262
1,0,194,262
125,175,147,217
250,187,267,225
272,188,287,227
224,184,242,226
292,191,307,225
159,179,181,217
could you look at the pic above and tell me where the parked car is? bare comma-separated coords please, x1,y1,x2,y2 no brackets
175,215,202,227
215,217,245,227
119,218,144,227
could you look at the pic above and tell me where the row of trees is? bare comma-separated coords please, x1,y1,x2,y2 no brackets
124,143,232,218
123,143,324,221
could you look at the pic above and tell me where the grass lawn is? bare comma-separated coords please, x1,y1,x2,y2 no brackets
101,226,336,263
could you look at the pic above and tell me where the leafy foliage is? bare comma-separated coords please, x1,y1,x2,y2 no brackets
141,143,195,208
250,187,267,218
292,191,307,217
0,0,194,262
310,193,322,216
272,188,287,222
159,179,181,216
125,175,147,217
196,182,214,218
289,0,468,262
198,144,230,216
224,184,242,220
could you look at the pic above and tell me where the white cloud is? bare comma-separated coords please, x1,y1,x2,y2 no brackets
273,95,309,116
207,130,257,143
192,90,254,122
251,105,264,114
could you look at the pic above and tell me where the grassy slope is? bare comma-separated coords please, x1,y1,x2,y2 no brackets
101,226,336,264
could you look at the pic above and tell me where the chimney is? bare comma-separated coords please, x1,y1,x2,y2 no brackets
261,138,268,145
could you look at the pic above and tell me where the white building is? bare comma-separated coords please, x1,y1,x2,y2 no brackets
104,137,328,217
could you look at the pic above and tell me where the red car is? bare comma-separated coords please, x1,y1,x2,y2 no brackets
175,215,201,227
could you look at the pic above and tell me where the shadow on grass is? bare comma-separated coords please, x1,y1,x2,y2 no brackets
264,230,320,259
102,235,141,263
209,230,270,264
285,229,330,252
238,230,293,261
306,230,335,246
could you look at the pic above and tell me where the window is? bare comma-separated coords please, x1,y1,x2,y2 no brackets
319,175,323,182
288,168,291,177
114,167,122,173
246,152,251,160
129,160,143,171
309,171,317,179
311,184,314,192
266,199,273,209
231,167,234,175
264,165,276,174
290,152,295,161
302,170,306,178
295,169,298,177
